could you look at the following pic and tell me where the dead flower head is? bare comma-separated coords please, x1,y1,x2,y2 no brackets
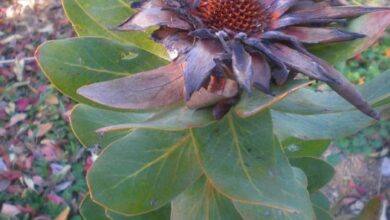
78,0,390,120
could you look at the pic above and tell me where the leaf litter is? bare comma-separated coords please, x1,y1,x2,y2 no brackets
0,0,90,219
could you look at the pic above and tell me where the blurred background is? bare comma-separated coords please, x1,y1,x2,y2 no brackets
0,0,389,219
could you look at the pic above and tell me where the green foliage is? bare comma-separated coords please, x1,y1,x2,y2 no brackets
336,118,390,155
35,0,390,219
336,38,390,83
62,0,167,59
80,195,108,220
282,138,330,158
80,194,171,220
171,177,242,220
310,192,331,211
333,31,390,155
87,129,201,214
289,157,335,193
354,196,382,220
193,110,314,219
37,37,167,106
308,11,390,65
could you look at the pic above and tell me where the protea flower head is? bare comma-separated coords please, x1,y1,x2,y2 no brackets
78,0,389,120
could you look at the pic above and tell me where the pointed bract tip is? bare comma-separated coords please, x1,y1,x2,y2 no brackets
370,110,381,121
336,30,367,40
212,98,237,120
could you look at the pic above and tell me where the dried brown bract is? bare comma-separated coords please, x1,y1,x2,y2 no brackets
79,0,390,120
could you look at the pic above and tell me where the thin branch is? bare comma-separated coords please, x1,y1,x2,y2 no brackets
0,57,35,66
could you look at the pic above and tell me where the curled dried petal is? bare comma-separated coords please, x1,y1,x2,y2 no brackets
267,43,337,83
117,7,191,31
232,40,254,93
251,54,272,94
78,63,184,109
281,27,365,44
183,39,224,99
186,77,239,109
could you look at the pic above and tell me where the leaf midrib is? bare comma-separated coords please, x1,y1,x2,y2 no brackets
227,115,265,198
108,134,191,189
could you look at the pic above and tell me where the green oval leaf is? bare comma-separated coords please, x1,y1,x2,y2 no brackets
271,71,390,140
36,37,167,106
273,71,390,115
313,205,334,220
192,111,315,219
282,138,330,158
80,194,171,220
171,176,242,220
355,196,382,220
70,104,215,149
80,194,110,220
309,11,390,64
95,104,215,132
106,205,171,220
272,105,390,140
62,0,167,59
87,129,202,215
232,168,312,220
289,157,335,193
70,104,151,148
310,192,330,211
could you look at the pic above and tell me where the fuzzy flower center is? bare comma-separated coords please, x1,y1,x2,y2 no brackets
196,0,269,33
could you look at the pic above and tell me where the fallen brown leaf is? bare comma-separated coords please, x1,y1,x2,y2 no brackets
40,140,64,161
0,179,10,192
6,113,26,127
385,48,390,57
0,128,6,137
45,95,58,105
55,206,70,220
37,122,53,137
1,203,20,217
47,192,64,205
22,175,35,191
32,175,45,187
